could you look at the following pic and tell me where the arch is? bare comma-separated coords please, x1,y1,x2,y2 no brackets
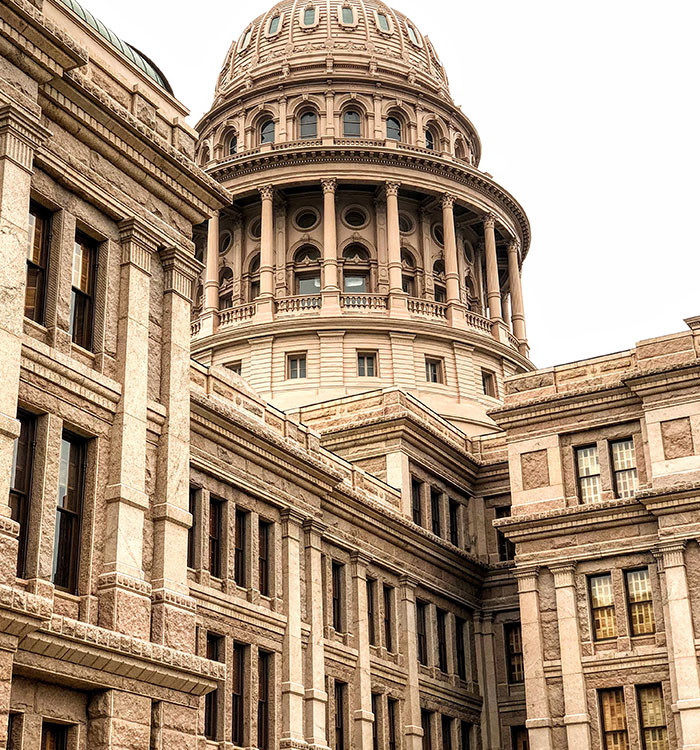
221,129,238,156
341,242,373,293
294,245,321,264
423,116,449,146
293,243,321,295
386,115,402,141
342,109,363,137
288,95,326,119
342,244,371,262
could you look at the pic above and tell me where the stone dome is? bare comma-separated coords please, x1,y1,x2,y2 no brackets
215,0,450,102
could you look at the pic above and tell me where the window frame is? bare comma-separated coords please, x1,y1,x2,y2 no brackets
332,560,345,632
339,4,357,27
383,584,394,652
334,680,347,750
448,499,459,546
416,599,428,665
299,110,319,139
481,369,498,398
366,576,377,646
208,494,224,578
232,642,246,745
257,650,271,750
436,607,448,672
624,567,655,637
589,572,618,641
260,119,275,145
70,231,98,351
374,9,393,33
599,687,629,750
430,487,442,537
234,508,248,588
455,616,467,680
258,518,272,597
610,437,639,499
266,13,283,36
386,116,402,141
575,444,602,504
11,409,36,578
342,109,362,137
301,5,318,28
357,351,378,377
425,357,445,385
287,352,308,380
411,477,423,526
41,722,69,750
504,622,524,684
637,683,668,750
25,201,52,325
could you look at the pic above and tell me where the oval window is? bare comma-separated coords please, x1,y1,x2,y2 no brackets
399,213,414,234
268,15,281,35
220,232,232,253
344,208,368,228
295,210,318,230
432,224,444,246
250,218,262,239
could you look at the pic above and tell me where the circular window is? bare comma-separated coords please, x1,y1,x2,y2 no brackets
294,208,319,231
399,213,414,234
249,218,262,239
343,207,368,228
432,223,444,246
219,231,232,253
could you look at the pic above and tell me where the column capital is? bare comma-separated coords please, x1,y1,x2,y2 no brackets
653,540,687,569
514,565,540,593
0,102,51,172
159,246,203,299
550,562,577,588
350,550,372,569
483,212,496,230
508,237,520,254
280,508,306,534
441,193,456,210
303,517,328,546
118,217,159,274
321,177,337,194
258,184,275,201
399,573,419,590
385,181,401,197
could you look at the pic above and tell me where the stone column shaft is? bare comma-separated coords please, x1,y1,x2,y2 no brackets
474,614,500,750
351,552,374,748
483,215,502,322
204,211,220,312
442,195,460,304
321,179,338,291
507,239,529,354
259,186,275,297
386,182,402,294
399,576,422,750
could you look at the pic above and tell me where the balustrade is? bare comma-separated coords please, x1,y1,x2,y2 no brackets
275,295,322,313
406,297,448,319
340,293,388,311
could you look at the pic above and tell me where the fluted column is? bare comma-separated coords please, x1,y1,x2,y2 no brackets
551,564,591,750
483,214,503,323
508,239,529,355
351,552,374,748
399,575,422,750
442,195,460,303
515,567,553,750
202,210,220,334
321,179,338,290
386,181,407,315
257,185,275,321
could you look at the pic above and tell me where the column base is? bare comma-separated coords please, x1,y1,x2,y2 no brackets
388,291,409,318
150,588,197,653
321,289,341,314
254,296,275,323
198,309,219,337
97,572,152,639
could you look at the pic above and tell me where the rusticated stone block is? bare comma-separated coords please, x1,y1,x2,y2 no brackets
661,417,695,459
521,449,550,490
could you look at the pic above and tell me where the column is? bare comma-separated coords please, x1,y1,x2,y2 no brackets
257,185,275,321
351,552,374,748
386,181,407,315
98,218,156,638
321,179,341,313
324,89,335,139
656,541,700,749
508,238,529,356
442,194,464,327
151,246,202,653
551,564,591,750
201,210,220,336
399,575,423,750
304,519,330,749
373,95,383,139
474,613,500,750
280,510,305,748
419,207,433,298
87,691,151,750
483,214,503,323
278,97,288,142
515,567,554,750
0,103,49,587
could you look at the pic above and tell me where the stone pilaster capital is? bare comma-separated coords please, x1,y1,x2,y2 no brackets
159,246,204,299
483,212,496,230
384,180,400,197
399,573,419,590
277,95,288,105
258,184,275,201
513,565,540,593
441,193,456,210
118,217,159,274
280,508,306,534
350,550,372,568
321,178,337,194
303,517,328,547
0,102,51,172
550,562,577,588
653,540,687,569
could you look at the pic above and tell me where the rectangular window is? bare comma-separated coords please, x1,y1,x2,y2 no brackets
576,445,601,503
209,495,223,578
421,710,433,750
455,616,466,680
297,274,320,296
460,721,472,750
495,506,516,562
367,577,377,646
53,432,86,593
611,438,638,499
505,622,524,684
258,650,271,750
229,361,242,376
441,715,452,750
383,584,394,652
232,642,246,745
511,726,529,750
637,684,668,750
481,369,497,398
416,599,428,665
431,488,442,536
10,410,35,577
625,568,655,636
26,203,51,324
425,357,444,384
234,508,248,587
358,351,377,377
41,722,68,750
258,519,271,596
205,633,223,740
287,353,307,379
436,608,448,672
335,680,347,750
70,232,97,350
448,499,459,546
590,573,617,640
187,487,197,569
434,285,446,303
412,477,423,526
600,688,629,750
371,693,380,750
387,698,398,750
332,561,345,632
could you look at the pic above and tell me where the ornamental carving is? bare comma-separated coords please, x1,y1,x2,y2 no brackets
259,184,275,200
321,178,337,194
385,181,400,197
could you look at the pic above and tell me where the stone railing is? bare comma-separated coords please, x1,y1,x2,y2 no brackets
219,302,256,327
407,297,448,319
340,293,389,311
506,329,521,350
190,319,201,337
275,295,321,314
464,310,493,334
272,138,323,150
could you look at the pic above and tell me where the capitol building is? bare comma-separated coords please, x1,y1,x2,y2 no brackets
0,1,698,749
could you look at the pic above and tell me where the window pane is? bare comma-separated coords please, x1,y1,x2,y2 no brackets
505,623,524,683
342,6,353,23
298,275,321,295
626,569,655,635
377,12,390,31
261,120,275,144
343,110,362,136
344,274,367,292
269,15,280,34
612,439,638,498
638,685,668,750
300,112,317,139
53,435,85,593
600,688,629,750
387,117,401,140
304,7,316,25
576,446,601,503
590,574,617,640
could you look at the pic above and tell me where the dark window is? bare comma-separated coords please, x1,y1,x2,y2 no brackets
441,715,452,750
358,352,377,377
258,650,271,749
10,410,35,577
460,721,472,750
41,722,68,750
425,357,444,384
295,210,318,230
371,693,380,750
495,506,516,562
232,642,246,744
511,726,529,750
625,568,655,636
386,117,401,141
448,499,459,546
599,688,628,750
234,509,248,587
505,623,524,684
425,130,435,150
455,617,466,680
288,353,307,379
332,561,344,631
229,361,242,376
589,573,617,640
209,495,223,578
436,608,448,672
26,203,51,323
434,285,446,303
7,714,21,750
481,369,497,397
260,120,275,144
335,680,347,750
187,487,197,569
421,709,433,750
383,584,394,652
402,274,415,295
300,112,318,139
411,477,423,526
387,698,398,750
637,684,668,750
367,577,376,645
205,633,223,739
416,599,428,665
258,519,271,596
343,110,362,137
431,488,442,536
53,432,85,593
70,232,97,350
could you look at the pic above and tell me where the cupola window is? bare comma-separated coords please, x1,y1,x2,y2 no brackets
399,213,414,234
240,27,253,50
294,246,321,295
268,15,281,35
343,110,362,137
303,7,317,26
341,6,354,24
342,245,371,293
249,217,262,240
300,112,318,139
260,120,275,144
343,207,368,228
401,248,416,296
432,223,444,246
386,117,402,141
248,254,261,301
406,22,421,46
376,12,390,32
228,135,238,155
425,129,435,150
293,208,319,231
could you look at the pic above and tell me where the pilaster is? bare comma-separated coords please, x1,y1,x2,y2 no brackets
399,575,422,750
351,551,374,748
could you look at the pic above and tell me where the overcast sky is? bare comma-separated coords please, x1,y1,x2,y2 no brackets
84,0,699,367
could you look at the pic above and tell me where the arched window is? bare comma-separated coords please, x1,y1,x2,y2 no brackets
268,14,281,35
219,267,234,309
425,129,435,151
248,255,261,301
343,110,362,137
260,120,275,144
199,146,210,165
300,112,318,139
376,12,390,32
294,246,321,295
227,134,238,156
386,117,402,141
303,6,317,26
401,248,416,296
433,259,446,302
454,139,466,161
342,245,371,293
191,280,203,321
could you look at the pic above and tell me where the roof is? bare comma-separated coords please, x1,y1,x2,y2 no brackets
58,0,173,92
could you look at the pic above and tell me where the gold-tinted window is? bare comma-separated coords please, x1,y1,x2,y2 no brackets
505,623,524,684
26,203,51,323
611,439,638,498
638,684,668,750
576,445,601,503
590,573,617,640
600,688,629,750
625,568,655,636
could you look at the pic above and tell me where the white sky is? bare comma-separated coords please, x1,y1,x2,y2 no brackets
83,0,699,367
